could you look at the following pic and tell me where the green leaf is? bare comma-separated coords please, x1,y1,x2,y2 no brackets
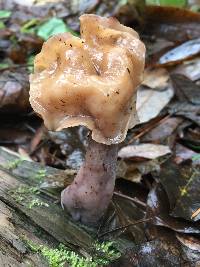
20,19,39,34
0,10,11,19
37,17,78,40
146,0,186,6
0,62,9,69
192,154,200,161
0,21,5,29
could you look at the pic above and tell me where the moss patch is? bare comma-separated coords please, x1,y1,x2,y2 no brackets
9,185,49,209
23,237,121,267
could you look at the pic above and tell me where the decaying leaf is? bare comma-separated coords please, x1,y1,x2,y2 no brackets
142,68,169,89
144,6,200,42
118,144,171,159
114,239,182,267
171,169,200,222
176,233,200,264
173,57,200,81
171,73,200,105
0,1,200,265
158,160,200,222
176,233,200,252
117,158,161,184
168,101,200,126
137,85,174,123
159,38,200,66
174,143,198,164
142,117,183,143
147,184,200,234
0,69,30,113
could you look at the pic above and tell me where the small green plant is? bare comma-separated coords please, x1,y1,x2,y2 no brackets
92,241,121,265
28,198,49,209
23,237,121,267
9,185,49,210
15,185,39,195
4,158,24,170
34,169,46,182
146,0,186,6
192,154,200,161
0,10,12,19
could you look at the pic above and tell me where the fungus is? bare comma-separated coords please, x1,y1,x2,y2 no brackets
29,14,145,225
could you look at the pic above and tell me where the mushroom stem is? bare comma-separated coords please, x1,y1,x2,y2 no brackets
61,136,118,225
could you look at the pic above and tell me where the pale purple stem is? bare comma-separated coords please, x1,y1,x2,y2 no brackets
61,137,118,225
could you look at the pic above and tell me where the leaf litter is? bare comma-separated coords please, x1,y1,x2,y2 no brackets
0,1,200,266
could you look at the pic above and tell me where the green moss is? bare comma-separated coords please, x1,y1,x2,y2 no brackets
34,169,46,182
9,185,49,209
4,158,24,170
92,241,121,265
23,238,121,267
15,185,39,195
28,198,49,209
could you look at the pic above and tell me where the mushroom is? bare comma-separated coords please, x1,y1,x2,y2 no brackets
29,14,145,225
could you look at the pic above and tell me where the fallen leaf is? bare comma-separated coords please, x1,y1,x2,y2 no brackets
176,233,200,252
142,117,183,143
158,160,191,209
159,160,200,222
137,85,174,123
119,239,181,267
174,143,198,164
118,144,171,159
171,74,200,105
146,0,186,6
37,17,78,40
171,169,200,222
117,159,160,183
176,233,200,263
159,38,200,66
144,6,200,42
173,57,200,81
168,101,200,126
146,184,200,234
142,68,169,89
0,10,12,19
0,69,30,113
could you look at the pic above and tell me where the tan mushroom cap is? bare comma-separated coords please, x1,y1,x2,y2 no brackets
29,14,145,145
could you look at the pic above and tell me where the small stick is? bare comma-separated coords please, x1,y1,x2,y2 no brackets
97,217,152,238
128,114,170,144
114,191,146,208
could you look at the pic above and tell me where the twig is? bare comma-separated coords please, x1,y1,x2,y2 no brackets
114,191,146,208
127,114,170,144
97,217,152,238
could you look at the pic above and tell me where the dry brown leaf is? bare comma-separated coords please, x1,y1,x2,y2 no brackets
173,57,200,81
118,144,171,159
136,85,174,123
0,70,29,113
142,68,169,89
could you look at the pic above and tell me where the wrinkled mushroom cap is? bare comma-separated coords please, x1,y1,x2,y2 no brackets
29,14,145,144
